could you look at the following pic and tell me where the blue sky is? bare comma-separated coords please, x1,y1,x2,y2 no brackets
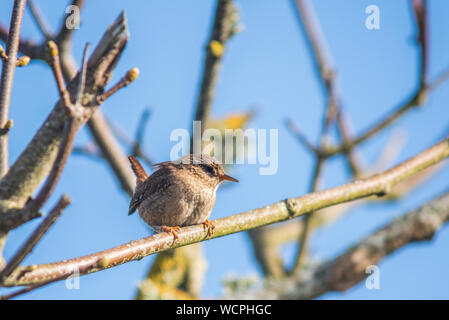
1,0,449,299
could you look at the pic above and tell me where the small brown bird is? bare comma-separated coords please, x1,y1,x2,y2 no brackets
128,154,238,239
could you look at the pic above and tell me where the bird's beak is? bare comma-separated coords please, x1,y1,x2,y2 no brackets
221,174,239,183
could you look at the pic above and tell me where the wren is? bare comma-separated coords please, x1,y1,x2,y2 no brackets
128,154,238,239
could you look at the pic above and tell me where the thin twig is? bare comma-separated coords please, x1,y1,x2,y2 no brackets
0,284,39,300
46,41,72,109
27,0,52,40
97,68,139,103
24,43,89,215
131,109,151,159
284,118,321,156
411,0,428,90
428,64,449,91
0,0,27,177
54,0,85,46
72,144,102,160
2,137,448,288
105,115,154,167
0,195,71,283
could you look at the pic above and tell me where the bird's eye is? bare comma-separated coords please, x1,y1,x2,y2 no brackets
203,165,215,176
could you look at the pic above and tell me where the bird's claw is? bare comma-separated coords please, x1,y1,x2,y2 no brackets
202,219,215,239
161,225,181,241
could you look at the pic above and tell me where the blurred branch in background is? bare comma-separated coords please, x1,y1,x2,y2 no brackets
103,109,154,167
247,0,448,282
224,188,449,299
285,0,367,276
275,0,445,276
192,0,240,138
135,245,207,300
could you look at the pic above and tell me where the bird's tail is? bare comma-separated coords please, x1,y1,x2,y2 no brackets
128,156,148,185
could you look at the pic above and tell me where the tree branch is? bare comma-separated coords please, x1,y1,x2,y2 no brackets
0,195,70,283
0,0,27,178
2,137,448,288
0,1,139,202
193,0,236,135
27,0,52,40
411,0,428,90
0,12,129,216
225,189,449,299
86,112,135,196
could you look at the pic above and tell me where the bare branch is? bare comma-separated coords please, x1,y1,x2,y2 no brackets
0,195,70,283
87,112,135,196
103,112,154,168
2,137,448,288
411,0,428,89
54,0,85,48
225,189,449,299
0,0,27,177
290,0,349,273
284,118,321,156
248,228,285,278
23,43,89,216
131,109,151,160
27,0,52,40
97,68,139,103
193,0,236,134
45,41,71,109
72,143,102,160
0,1,139,202
0,12,129,214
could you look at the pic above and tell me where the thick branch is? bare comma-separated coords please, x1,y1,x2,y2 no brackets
2,137,448,287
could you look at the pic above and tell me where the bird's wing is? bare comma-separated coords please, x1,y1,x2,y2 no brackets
128,166,174,215
128,187,145,215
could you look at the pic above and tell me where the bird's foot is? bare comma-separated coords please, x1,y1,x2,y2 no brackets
202,219,215,239
161,225,181,241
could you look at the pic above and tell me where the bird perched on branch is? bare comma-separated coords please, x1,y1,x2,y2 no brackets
128,154,238,239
